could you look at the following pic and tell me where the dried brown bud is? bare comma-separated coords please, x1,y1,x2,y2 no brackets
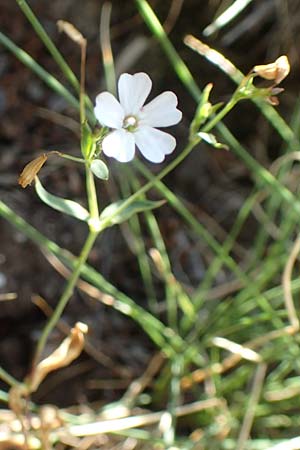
18,154,48,188
253,55,290,84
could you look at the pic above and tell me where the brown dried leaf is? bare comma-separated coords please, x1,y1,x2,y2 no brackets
28,322,88,392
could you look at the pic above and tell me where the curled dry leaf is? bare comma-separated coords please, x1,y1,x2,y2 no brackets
18,154,48,188
253,55,290,85
28,322,88,393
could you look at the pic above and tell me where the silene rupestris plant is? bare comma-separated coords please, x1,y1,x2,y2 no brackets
0,0,294,447
16,40,289,387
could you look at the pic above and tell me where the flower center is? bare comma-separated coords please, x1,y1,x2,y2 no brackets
123,115,138,132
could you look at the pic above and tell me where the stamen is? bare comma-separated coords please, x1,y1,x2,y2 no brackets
123,115,138,130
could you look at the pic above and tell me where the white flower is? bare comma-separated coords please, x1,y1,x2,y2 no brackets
94,72,182,163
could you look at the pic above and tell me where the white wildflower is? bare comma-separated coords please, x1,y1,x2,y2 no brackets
94,72,182,163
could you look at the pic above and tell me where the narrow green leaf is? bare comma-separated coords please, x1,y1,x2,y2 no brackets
91,160,109,180
35,177,90,222
99,199,165,227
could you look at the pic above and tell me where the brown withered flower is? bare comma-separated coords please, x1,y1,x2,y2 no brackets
253,55,290,85
18,153,48,188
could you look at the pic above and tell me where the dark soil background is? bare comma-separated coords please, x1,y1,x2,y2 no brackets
0,0,299,406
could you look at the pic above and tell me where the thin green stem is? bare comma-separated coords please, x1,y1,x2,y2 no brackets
33,229,98,364
86,165,100,224
80,40,87,125
0,366,19,387
202,98,237,134
55,152,85,164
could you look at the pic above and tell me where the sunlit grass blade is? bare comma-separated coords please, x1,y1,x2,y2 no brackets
100,1,116,96
203,0,254,36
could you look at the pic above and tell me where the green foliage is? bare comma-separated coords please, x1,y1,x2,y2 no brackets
35,177,90,222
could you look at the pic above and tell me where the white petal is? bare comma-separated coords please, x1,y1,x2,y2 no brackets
139,91,182,127
102,129,135,163
118,73,152,115
134,126,176,163
94,92,124,128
